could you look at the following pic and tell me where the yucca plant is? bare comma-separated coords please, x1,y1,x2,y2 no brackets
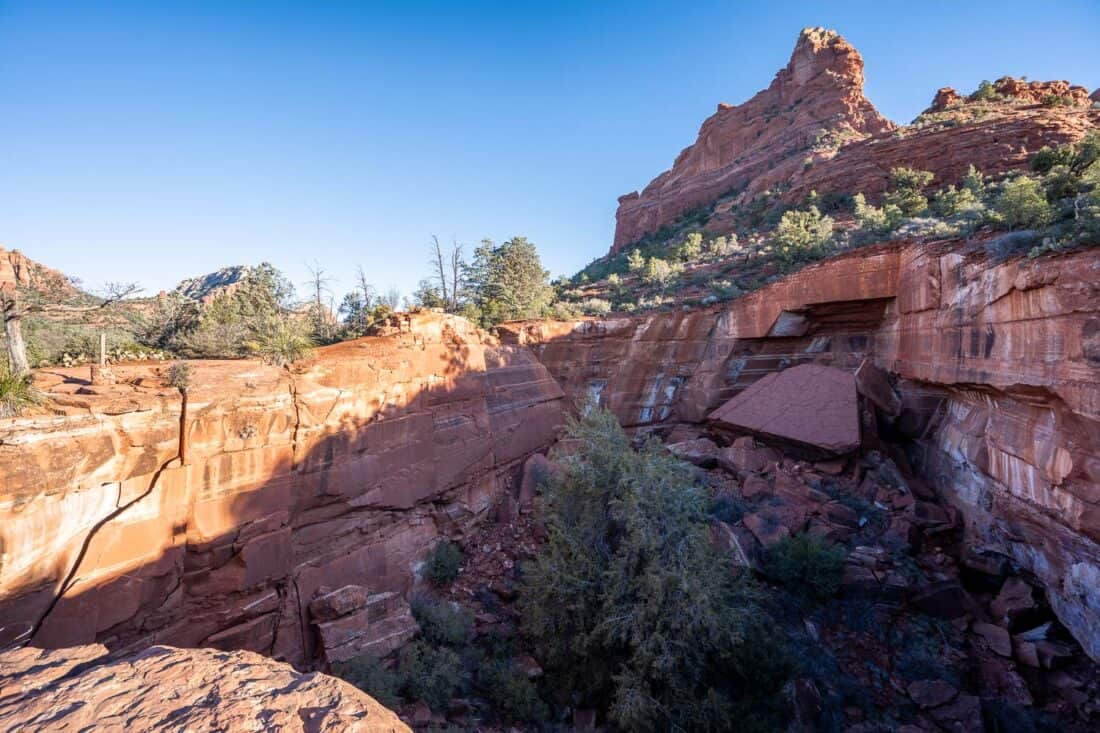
246,319,314,367
0,366,41,417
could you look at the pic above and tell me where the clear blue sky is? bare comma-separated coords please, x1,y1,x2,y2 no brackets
2,1,1098,301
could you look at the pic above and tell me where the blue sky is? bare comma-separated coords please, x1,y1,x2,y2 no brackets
1,1,1098,301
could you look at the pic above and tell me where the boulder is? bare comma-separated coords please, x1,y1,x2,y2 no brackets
907,679,958,708
314,591,419,663
709,364,860,455
666,437,719,467
854,358,901,418
990,577,1035,625
519,452,553,508
717,436,780,474
972,621,1012,657
910,580,970,619
0,644,410,732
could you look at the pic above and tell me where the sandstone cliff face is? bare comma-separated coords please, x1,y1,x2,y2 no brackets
0,245,76,296
612,29,1100,253
0,312,563,665
612,27,893,253
504,242,1100,661
0,643,410,732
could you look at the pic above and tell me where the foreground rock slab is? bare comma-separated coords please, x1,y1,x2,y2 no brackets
709,363,860,454
0,643,410,732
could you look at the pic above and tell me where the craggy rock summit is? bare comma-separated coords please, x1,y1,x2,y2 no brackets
0,312,563,666
503,241,1100,663
613,29,1100,252
0,245,77,295
612,27,893,252
0,643,410,732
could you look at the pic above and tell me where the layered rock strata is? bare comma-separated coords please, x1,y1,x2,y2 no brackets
0,643,411,732
0,312,563,666
503,241,1100,661
612,29,1100,252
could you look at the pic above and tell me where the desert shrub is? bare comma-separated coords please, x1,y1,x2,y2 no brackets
969,79,999,102
331,654,403,708
479,659,549,723
985,231,1044,262
772,206,834,265
932,184,980,217
852,193,904,237
884,167,934,216
606,273,621,287
579,297,612,315
994,175,1055,229
0,367,40,417
962,164,987,196
626,249,646,273
1031,144,1074,174
764,534,845,603
520,408,791,732
1042,164,1081,201
709,493,748,524
398,640,470,711
245,318,314,366
1040,93,1074,108
410,594,474,648
422,541,464,586
166,361,192,392
642,256,679,285
706,233,739,256
675,232,704,261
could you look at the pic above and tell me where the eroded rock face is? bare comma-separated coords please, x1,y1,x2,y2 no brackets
611,30,1100,253
0,312,563,665
507,241,1100,661
0,245,76,295
0,643,410,732
611,27,893,253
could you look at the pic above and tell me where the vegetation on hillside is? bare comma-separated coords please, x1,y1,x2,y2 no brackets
556,130,1100,316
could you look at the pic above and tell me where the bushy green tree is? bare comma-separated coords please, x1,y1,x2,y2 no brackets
962,164,987,197
675,231,704,261
884,167,935,216
853,193,904,236
174,263,297,358
465,237,552,326
932,184,980,217
994,175,1055,229
422,541,464,586
520,409,791,732
642,256,678,285
772,206,834,265
626,249,646,273
969,79,999,102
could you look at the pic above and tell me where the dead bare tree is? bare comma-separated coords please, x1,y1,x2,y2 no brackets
355,265,376,306
303,261,335,343
429,235,465,312
1,281,142,376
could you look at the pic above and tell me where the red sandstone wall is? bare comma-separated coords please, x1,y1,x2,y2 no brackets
0,313,563,666
505,242,1100,661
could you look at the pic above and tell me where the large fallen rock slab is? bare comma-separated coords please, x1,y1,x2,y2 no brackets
708,364,860,455
0,644,411,732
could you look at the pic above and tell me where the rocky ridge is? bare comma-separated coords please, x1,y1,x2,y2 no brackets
613,28,1099,253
